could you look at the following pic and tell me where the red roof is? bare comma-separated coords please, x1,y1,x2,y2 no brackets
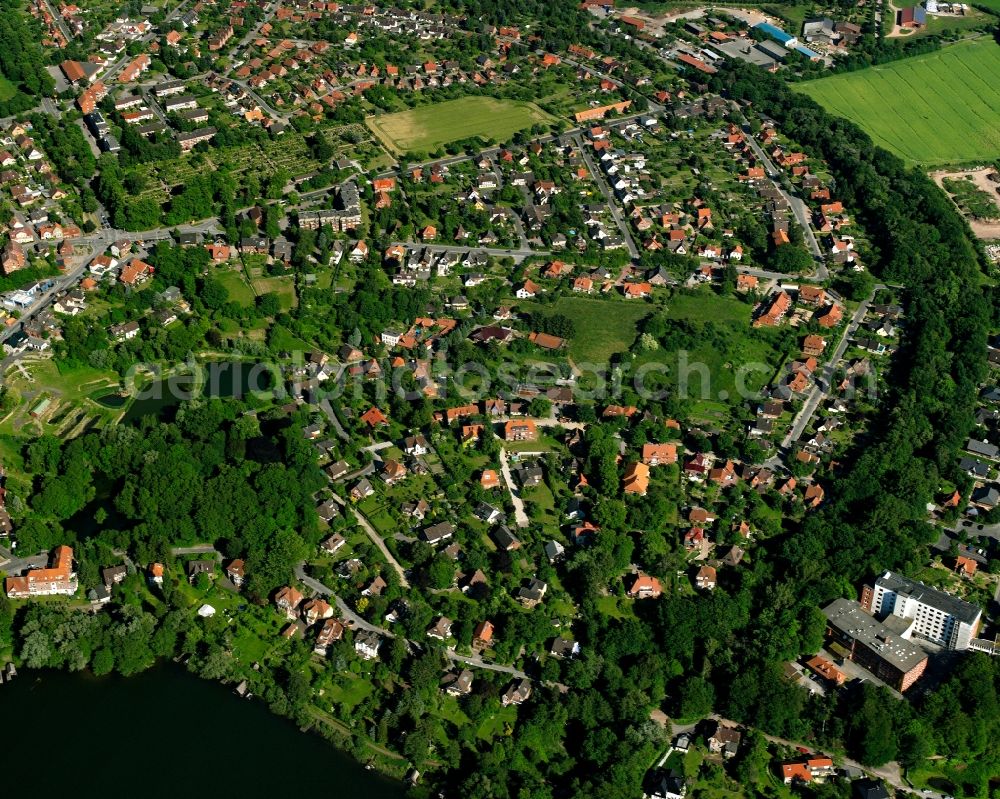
360,406,388,427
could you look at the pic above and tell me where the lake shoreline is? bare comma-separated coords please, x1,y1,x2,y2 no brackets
1,661,407,797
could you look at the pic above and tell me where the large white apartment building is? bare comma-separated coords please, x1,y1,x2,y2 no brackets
861,571,981,651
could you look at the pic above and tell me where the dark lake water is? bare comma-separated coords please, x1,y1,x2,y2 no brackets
118,361,277,421
0,664,405,797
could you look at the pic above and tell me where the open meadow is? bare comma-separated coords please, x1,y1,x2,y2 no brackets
795,39,1000,165
366,96,554,155
522,295,650,363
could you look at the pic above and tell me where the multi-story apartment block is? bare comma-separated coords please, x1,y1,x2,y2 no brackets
298,184,361,232
861,571,982,650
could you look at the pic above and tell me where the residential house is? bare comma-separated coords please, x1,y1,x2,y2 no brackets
708,724,741,759
187,560,215,584
501,678,533,706
314,618,345,654
354,630,382,660
320,534,346,555
627,572,662,599
275,585,304,620
623,461,650,495
516,578,548,608
225,559,245,587
473,620,494,649
422,522,455,545
441,669,474,696
695,565,717,590
427,616,453,640
302,598,334,625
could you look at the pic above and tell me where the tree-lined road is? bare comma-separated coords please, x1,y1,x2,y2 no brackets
783,286,880,446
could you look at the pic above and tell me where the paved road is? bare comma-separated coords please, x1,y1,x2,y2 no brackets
575,133,641,259
0,549,49,573
736,112,827,279
228,0,280,64
389,240,547,263
39,0,73,42
674,713,944,799
295,562,543,682
445,648,529,679
498,447,530,528
227,76,288,121
947,519,1000,541
294,563,393,635
783,287,878,446
318,398,350,442
170,545,223,559
2,220,221,345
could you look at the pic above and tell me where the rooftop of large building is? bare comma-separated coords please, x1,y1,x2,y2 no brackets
875,571,982,625
823,597,927,674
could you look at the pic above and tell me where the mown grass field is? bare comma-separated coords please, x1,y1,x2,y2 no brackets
366,96,553,155
795,40,1000,165
0,75,16,102
216,269,256,306
522,295,650,364
251,275,296,310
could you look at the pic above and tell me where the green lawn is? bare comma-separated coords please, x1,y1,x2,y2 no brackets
522,296,650,364
216,269,256,306
795,39,1000,165
476,704,518,741
0,75,16,102
666,291,751,325
251,275,296,310
267,323,313,350
328,673,375,711
366,96,554,155
633,290,788,410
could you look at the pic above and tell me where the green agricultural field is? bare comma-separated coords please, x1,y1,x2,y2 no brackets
366,96,554,155
522,295,650,363
795,40,1000,165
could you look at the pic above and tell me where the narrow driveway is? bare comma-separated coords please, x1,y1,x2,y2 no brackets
499,448,530,528
328,494,410,587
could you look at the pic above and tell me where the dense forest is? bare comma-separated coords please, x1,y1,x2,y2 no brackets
0,3,55,115
18,403,325,599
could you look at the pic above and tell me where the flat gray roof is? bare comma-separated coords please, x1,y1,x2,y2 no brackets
823,598,927,673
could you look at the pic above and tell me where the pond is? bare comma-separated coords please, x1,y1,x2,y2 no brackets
123,361,278,422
